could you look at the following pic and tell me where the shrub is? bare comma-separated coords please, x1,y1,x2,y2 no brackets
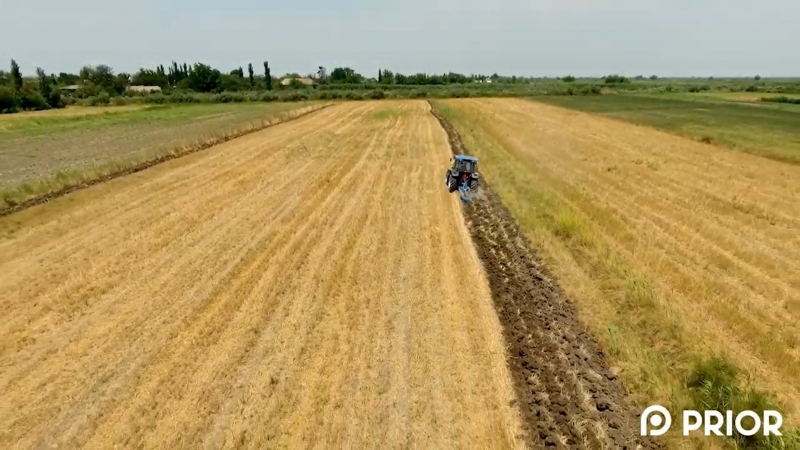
582,85,602,95
220,74,248,92
187,63,222,93
259,92,279,102
18,87,49,110
47,89,65,108
760,96,800,105
88,91,111,106
283,92,309,102
166,92,199,103
370,89,386,100
216,93,244,103
0,86,18,113
745,85,759,92
686,357,796,449
563,75,576,83
75,83,101,99
145,93,166,104
604,74,630,84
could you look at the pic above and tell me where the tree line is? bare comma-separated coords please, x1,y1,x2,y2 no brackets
125,61,274,92
2,57,776,114
0,59,65,113
1,59,279,112
2,57,544,113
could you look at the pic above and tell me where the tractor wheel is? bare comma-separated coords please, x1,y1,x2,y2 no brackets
470,179,479,191
448,175,458,193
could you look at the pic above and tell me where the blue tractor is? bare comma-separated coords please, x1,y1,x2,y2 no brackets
445,155,480,202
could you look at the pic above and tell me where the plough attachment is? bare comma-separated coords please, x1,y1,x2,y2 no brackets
458,180,476,203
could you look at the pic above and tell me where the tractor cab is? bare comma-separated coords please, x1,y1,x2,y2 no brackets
451,155,478,174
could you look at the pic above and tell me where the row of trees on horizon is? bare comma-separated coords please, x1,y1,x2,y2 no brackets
0,58,553,112
0,59,65,113
1,57,772,114
1,59,539,95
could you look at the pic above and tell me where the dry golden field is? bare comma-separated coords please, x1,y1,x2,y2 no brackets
436,98,800,445
0,101,526,449
4,95,795,449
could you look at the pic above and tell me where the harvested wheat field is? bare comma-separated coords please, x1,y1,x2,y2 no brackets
0,101,525,449
436,98,800,432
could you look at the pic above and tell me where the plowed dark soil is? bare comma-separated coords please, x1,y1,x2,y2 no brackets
429,102,662,449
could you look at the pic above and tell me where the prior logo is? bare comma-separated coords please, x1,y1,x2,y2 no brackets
641,405,783,437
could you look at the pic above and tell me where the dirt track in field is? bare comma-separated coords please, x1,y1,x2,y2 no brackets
431,103,660,449
0,101,526,449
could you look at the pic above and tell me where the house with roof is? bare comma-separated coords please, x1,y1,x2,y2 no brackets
280,77,316,87
126,85,162,93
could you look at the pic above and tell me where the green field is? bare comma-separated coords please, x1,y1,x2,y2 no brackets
0,103,312,137
532,94,800,162
0,102,324,210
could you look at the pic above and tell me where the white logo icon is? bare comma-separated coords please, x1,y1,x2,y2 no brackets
641,405,672,436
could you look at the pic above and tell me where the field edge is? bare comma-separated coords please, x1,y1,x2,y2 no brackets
0,102,333,217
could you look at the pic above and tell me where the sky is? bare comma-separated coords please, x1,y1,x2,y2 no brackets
1,0,798,78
